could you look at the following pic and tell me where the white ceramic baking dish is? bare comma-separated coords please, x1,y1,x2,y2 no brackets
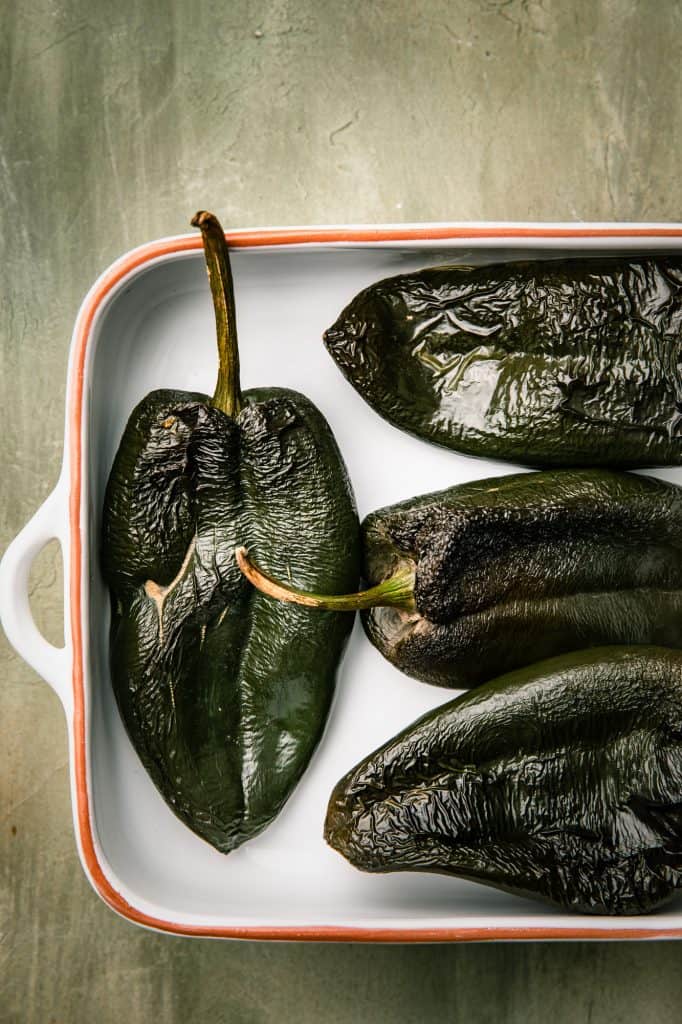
4,222,682,941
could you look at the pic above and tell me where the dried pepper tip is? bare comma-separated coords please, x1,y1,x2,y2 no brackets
235,546,416,612
192,210,243,418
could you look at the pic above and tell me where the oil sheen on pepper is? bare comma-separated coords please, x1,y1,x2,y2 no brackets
325,646,682,915
324,257,682,467
101,213,360,853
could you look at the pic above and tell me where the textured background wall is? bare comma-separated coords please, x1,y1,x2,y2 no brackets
2,1,682,1021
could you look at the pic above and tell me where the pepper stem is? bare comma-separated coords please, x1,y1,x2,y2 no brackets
191,211,243,417
235,547,416,612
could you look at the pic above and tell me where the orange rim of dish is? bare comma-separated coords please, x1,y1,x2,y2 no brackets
69,224,682,940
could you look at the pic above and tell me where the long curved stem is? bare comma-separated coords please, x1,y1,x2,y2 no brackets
191,211,243,417
235,547,416,612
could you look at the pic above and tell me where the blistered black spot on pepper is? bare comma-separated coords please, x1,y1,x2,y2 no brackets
361,469,682,688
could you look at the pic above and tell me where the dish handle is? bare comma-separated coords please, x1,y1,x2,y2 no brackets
0,480,71,711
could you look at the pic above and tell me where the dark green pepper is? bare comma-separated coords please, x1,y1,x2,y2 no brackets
102,212,360,853
323,257,682,467
325,646,682,915
237,468,682,689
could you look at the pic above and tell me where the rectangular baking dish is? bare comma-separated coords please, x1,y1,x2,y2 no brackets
4,222,682,941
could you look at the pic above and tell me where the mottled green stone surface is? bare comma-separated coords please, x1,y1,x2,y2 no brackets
2,1,682,1021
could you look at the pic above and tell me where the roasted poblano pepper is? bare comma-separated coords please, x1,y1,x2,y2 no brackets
324,257,682,467
102,212,360,853
237,468,682,689
325,646,682,915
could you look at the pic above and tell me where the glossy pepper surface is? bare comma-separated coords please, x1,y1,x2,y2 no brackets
324,256,682,467
325,646,682,915
101,212,360,853
237,468,682,689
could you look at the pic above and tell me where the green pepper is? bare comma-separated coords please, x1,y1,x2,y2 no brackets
325,645,682,915
237,468,682,689
323,257,682,467
102,212,360,853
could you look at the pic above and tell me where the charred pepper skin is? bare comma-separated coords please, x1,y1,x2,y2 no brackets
238,468,682,690
324,257,682,467
325,646,682,916
361,468,682,688
101,215,360,854
103,389,359,853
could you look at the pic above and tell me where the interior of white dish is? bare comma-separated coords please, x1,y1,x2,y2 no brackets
84,241,682,930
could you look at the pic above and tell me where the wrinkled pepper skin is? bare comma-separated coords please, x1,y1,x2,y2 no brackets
101,212,360,854
325,646,682,915
362,469,682,688
324,257,682,467
102,387,359,853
